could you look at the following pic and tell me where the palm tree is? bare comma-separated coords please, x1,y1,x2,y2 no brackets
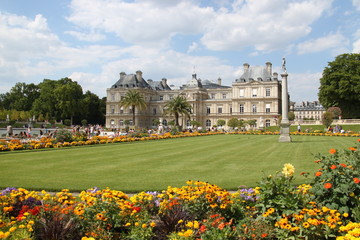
163,95,192,128
119,90,147,126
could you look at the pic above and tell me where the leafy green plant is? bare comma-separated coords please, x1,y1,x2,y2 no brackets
255,164,310,221
310,141,360,218
54,129,73,143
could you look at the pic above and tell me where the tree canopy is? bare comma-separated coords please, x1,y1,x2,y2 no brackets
163,95,192,127
318,53,360,118
119,89,147,126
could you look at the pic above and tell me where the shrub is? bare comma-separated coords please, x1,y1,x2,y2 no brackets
310,142,360,219
55,129,73,143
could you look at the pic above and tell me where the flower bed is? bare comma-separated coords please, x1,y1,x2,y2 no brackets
1,140,359,239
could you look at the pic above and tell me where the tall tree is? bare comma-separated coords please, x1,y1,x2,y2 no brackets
163,95,192,127
81,90,105,124
318,53,360,118
32,79,60,120
119,90,147,126
1,82,40,111
54,78,83,125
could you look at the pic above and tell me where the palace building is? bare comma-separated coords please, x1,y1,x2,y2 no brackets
106,62,284,130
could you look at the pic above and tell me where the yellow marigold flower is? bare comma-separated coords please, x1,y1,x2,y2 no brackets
302,222,310,228
135,222,139,227
282,163,295,177
186,221,194,228
343,213,349,218
142,223,147,228
125,223,131,227
150,222,156,227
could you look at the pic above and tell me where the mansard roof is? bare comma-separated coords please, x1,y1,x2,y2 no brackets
111,71,150,89
147,79,172,91
236,64,274,83
185,73,203,88
201,79,231,89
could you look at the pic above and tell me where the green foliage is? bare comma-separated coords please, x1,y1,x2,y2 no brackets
119,90,147,126
163,95,192,127
81,119,88,126
227,118,239,129
217,119,226,127
311,142,360,218
327,106,342,119
190,120,201,127
152,119,160,126
55,129,73,143
322,111,334,128
319,53,360,118
64,119,71,126
256,164,310,220
288,111,295,121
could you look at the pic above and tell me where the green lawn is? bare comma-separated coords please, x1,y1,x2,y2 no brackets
0,135,357,192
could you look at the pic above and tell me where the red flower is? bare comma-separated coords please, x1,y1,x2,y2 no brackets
357,139,360,142
199,224,207,233
261,233,268,238
329,149,337,154
348,147,357,151
330,165,337,170
315,172,322,177
324,183,332,189
340,163,347,168
132,206,141,212
354,178,360,184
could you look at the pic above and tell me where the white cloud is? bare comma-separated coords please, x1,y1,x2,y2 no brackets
65,30,106,42
288,72,322,102
296,33,348,55
201,0,333,52
353,39,360,53
67,0,214,48
353,0,360,11
187,42,199,53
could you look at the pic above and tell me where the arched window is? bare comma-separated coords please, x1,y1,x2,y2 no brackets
186,120,191,127
206,119,211,127
162,119,167,126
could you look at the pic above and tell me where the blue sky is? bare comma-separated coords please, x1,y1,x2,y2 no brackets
0,0,359,103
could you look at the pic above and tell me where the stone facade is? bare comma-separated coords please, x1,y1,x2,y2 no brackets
293,101,325,121
106,62,283,130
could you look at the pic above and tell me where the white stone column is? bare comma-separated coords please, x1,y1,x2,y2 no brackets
279,73,292,142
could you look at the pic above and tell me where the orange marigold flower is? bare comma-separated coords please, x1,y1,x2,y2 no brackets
261,233,268,238
315,172,322,177
340,163,347,168
348,147,357,151
354,178,360,184
329,149,337,154
358,139,360,142
324,183,332,189
330,165,337,170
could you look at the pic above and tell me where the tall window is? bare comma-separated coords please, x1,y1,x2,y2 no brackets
265,120,271,127
239,89,244,97
218,107,222,114
211,93,216,99
162,119,167,126
222,93,227,99
153,108,156,115
252,88,258,97
111,94,115,101
230,105,232,114
186,120,191,127
120,107,124,114
266,104,271,113
207,107,211,114
119,120,124,126
159,95,163,101
206,119,211,127
266,88,271,96
239,104,244,113
111,105,115,114
252,104,257,113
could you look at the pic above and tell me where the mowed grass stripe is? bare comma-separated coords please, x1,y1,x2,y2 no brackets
0,135,357,192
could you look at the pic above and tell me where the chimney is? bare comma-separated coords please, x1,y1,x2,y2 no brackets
273,72,278,79
266,62,272,75
136,70,143,81
243,63,250,72
217,77,221,85
161,78,167,86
